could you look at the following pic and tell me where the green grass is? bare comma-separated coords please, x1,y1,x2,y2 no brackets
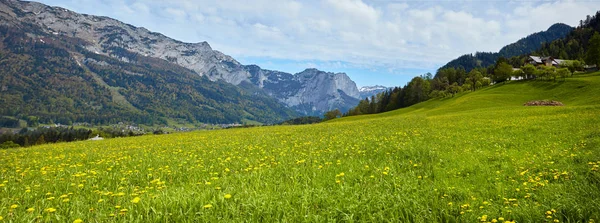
1,73,600,222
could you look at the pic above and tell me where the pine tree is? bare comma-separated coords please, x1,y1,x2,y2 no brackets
585,32,600,67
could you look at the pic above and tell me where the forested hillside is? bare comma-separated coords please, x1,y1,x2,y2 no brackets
536,11,600,62
0,25,297,125
345,12,599,118
441,23,573,72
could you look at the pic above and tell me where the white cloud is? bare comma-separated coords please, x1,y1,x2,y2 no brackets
37,0,600,76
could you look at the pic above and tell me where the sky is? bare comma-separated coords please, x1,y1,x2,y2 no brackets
37,0,600,87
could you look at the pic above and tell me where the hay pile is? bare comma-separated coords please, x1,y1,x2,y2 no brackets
523,100,564,106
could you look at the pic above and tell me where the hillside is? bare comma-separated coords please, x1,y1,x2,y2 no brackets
0,25,297,125
0,0,362,116
1,73,599,222
441,23,573,71
535,11,600,61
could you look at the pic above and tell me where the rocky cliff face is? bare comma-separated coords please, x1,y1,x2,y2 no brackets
245,67,360,115
0,0,362,114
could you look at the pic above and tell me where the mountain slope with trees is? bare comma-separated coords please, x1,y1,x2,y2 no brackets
345,12,600,118
0,25,297,126
441,23,573,72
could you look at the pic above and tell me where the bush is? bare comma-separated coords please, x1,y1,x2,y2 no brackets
0,141,20,149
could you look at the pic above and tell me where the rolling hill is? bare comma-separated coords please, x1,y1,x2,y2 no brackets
1,72,599,222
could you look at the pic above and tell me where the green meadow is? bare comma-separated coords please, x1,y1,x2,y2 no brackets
1,73,599,222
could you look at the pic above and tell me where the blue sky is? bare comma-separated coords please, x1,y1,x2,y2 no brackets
37,0,600,87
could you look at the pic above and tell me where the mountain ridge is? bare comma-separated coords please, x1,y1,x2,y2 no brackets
440,23,574,71
0,0,361,115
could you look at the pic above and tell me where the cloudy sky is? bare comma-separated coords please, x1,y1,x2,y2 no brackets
38,0,599,87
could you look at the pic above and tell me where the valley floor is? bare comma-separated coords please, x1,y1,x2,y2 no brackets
1,73,600,222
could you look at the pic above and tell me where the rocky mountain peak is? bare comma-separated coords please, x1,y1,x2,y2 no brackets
1,0,365,115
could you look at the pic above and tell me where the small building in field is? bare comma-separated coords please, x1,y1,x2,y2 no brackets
526,56,569,67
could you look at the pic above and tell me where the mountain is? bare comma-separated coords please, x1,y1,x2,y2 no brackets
359,85,388,99
245,66,360,115
535,11,600,62
0,1,300,125
0,0,361,116
441,23,574,71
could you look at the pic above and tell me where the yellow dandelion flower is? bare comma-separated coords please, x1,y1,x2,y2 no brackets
498,217,505,221
131,197,141,204
492,219,498,223
73,219,83,223
115,206,121,209
203,204,213,209
45,208,56,213
546,211,553,215
27,208,35,213
0,216,3,220
63,198,70,203
224,194,232,199
97,199,104,203
119,209,128,213
10,204,18,209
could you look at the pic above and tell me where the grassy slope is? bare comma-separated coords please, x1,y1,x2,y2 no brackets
1,73,599,222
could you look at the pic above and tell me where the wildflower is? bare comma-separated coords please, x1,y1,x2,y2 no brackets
131,197,141,204
120,209,128,213
10,204,18,209
45,208,56,213
224,194,232,199
73,219,83,223
0,216,3,220
498,217,505,221
97,199,104,203
203,204,213,209
63,198,70,202
27,208,35,213
480,215,487,222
